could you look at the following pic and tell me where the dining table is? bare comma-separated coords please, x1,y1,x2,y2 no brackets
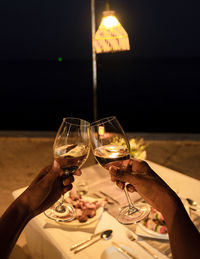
13,160,200,259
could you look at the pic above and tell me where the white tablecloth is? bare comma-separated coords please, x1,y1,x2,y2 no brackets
13,161,200,259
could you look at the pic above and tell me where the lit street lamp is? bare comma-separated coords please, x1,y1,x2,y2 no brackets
91,0,130,121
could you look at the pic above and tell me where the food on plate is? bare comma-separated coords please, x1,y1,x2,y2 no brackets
64,189,106,223
141,207,167,234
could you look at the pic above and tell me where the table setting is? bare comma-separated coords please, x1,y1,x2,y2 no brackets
12,116,200,259
12,160,200,259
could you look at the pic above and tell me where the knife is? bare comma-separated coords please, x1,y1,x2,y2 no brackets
74,236,102,254
70,230,105,250
190,207,200,212
73,230,112,254
112,241,138,259
99,191,120,204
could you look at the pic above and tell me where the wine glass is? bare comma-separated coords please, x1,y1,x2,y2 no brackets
44,117,90,222
90,116,150,224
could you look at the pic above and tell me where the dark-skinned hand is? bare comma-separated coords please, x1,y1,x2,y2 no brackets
20,160,82,218
108,159,177,212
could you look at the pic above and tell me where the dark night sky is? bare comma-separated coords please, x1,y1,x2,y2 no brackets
1,0,200,60
1,0,200,133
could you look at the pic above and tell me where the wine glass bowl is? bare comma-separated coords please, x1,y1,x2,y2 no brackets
90,116,150,224
54,143,89,176
91,117,129,165
54,118,90,177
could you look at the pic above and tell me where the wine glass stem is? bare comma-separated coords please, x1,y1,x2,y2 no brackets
124,184,138,213
55,194,66,212
60,194,65,206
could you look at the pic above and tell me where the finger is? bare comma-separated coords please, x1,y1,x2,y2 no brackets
62,175,74,186
107,159,130,170
63,184,73,193
110,165,124,177
121,160,130,169
130,159,149,174
109,165,121,175
110,167,133,183
126,184,136,192
116,180,125,190
74,169,82,176
46,160,62,180
38,161,62,189
126,160,133,173
110,175,117,182
52,160,62,174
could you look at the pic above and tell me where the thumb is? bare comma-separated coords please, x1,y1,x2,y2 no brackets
50,160,63,177
52,160,61,173
43,160,62,185
109,165,120,175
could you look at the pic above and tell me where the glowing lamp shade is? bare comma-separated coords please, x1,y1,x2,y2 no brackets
94,10,130,53
102,15,120,28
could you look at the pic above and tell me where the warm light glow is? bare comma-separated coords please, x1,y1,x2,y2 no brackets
98,126,105,136
94,10,130,53
109,153,118,158
101,16,120,28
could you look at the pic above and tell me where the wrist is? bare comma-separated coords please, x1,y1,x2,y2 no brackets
16,194,33,221
158,189,184,225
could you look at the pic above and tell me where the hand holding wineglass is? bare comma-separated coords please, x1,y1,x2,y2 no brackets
90,116,150,224
45,117,90,222
109,158,179,213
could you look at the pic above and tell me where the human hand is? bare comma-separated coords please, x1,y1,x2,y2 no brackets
109,159,176,212
19,160,82,218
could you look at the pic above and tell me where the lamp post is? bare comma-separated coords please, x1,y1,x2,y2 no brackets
91,0,130,121
91,0,98,121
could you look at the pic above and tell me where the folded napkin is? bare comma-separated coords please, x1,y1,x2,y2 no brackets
44,218,99,234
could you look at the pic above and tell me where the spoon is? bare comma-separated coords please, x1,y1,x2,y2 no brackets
74,230,112,253
71,229,110,250
186,198,200,210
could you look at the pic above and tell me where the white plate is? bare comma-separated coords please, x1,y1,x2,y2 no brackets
136,222,169,240
44,196,104,227
101,245,136,259
136,199,190,240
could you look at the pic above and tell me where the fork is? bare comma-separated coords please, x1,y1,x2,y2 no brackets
92,192,115,204
127,232,158,259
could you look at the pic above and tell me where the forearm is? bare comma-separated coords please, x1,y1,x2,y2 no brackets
0,196,31,259
161,192,200,259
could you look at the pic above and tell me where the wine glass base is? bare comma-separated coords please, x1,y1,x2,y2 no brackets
44,203,76,222
55,204,67,213
118,202,150,225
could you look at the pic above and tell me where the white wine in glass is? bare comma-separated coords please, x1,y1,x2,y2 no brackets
44,117,90,222
90,116,150,224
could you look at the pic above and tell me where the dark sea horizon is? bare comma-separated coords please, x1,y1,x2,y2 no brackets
1,56,200,133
